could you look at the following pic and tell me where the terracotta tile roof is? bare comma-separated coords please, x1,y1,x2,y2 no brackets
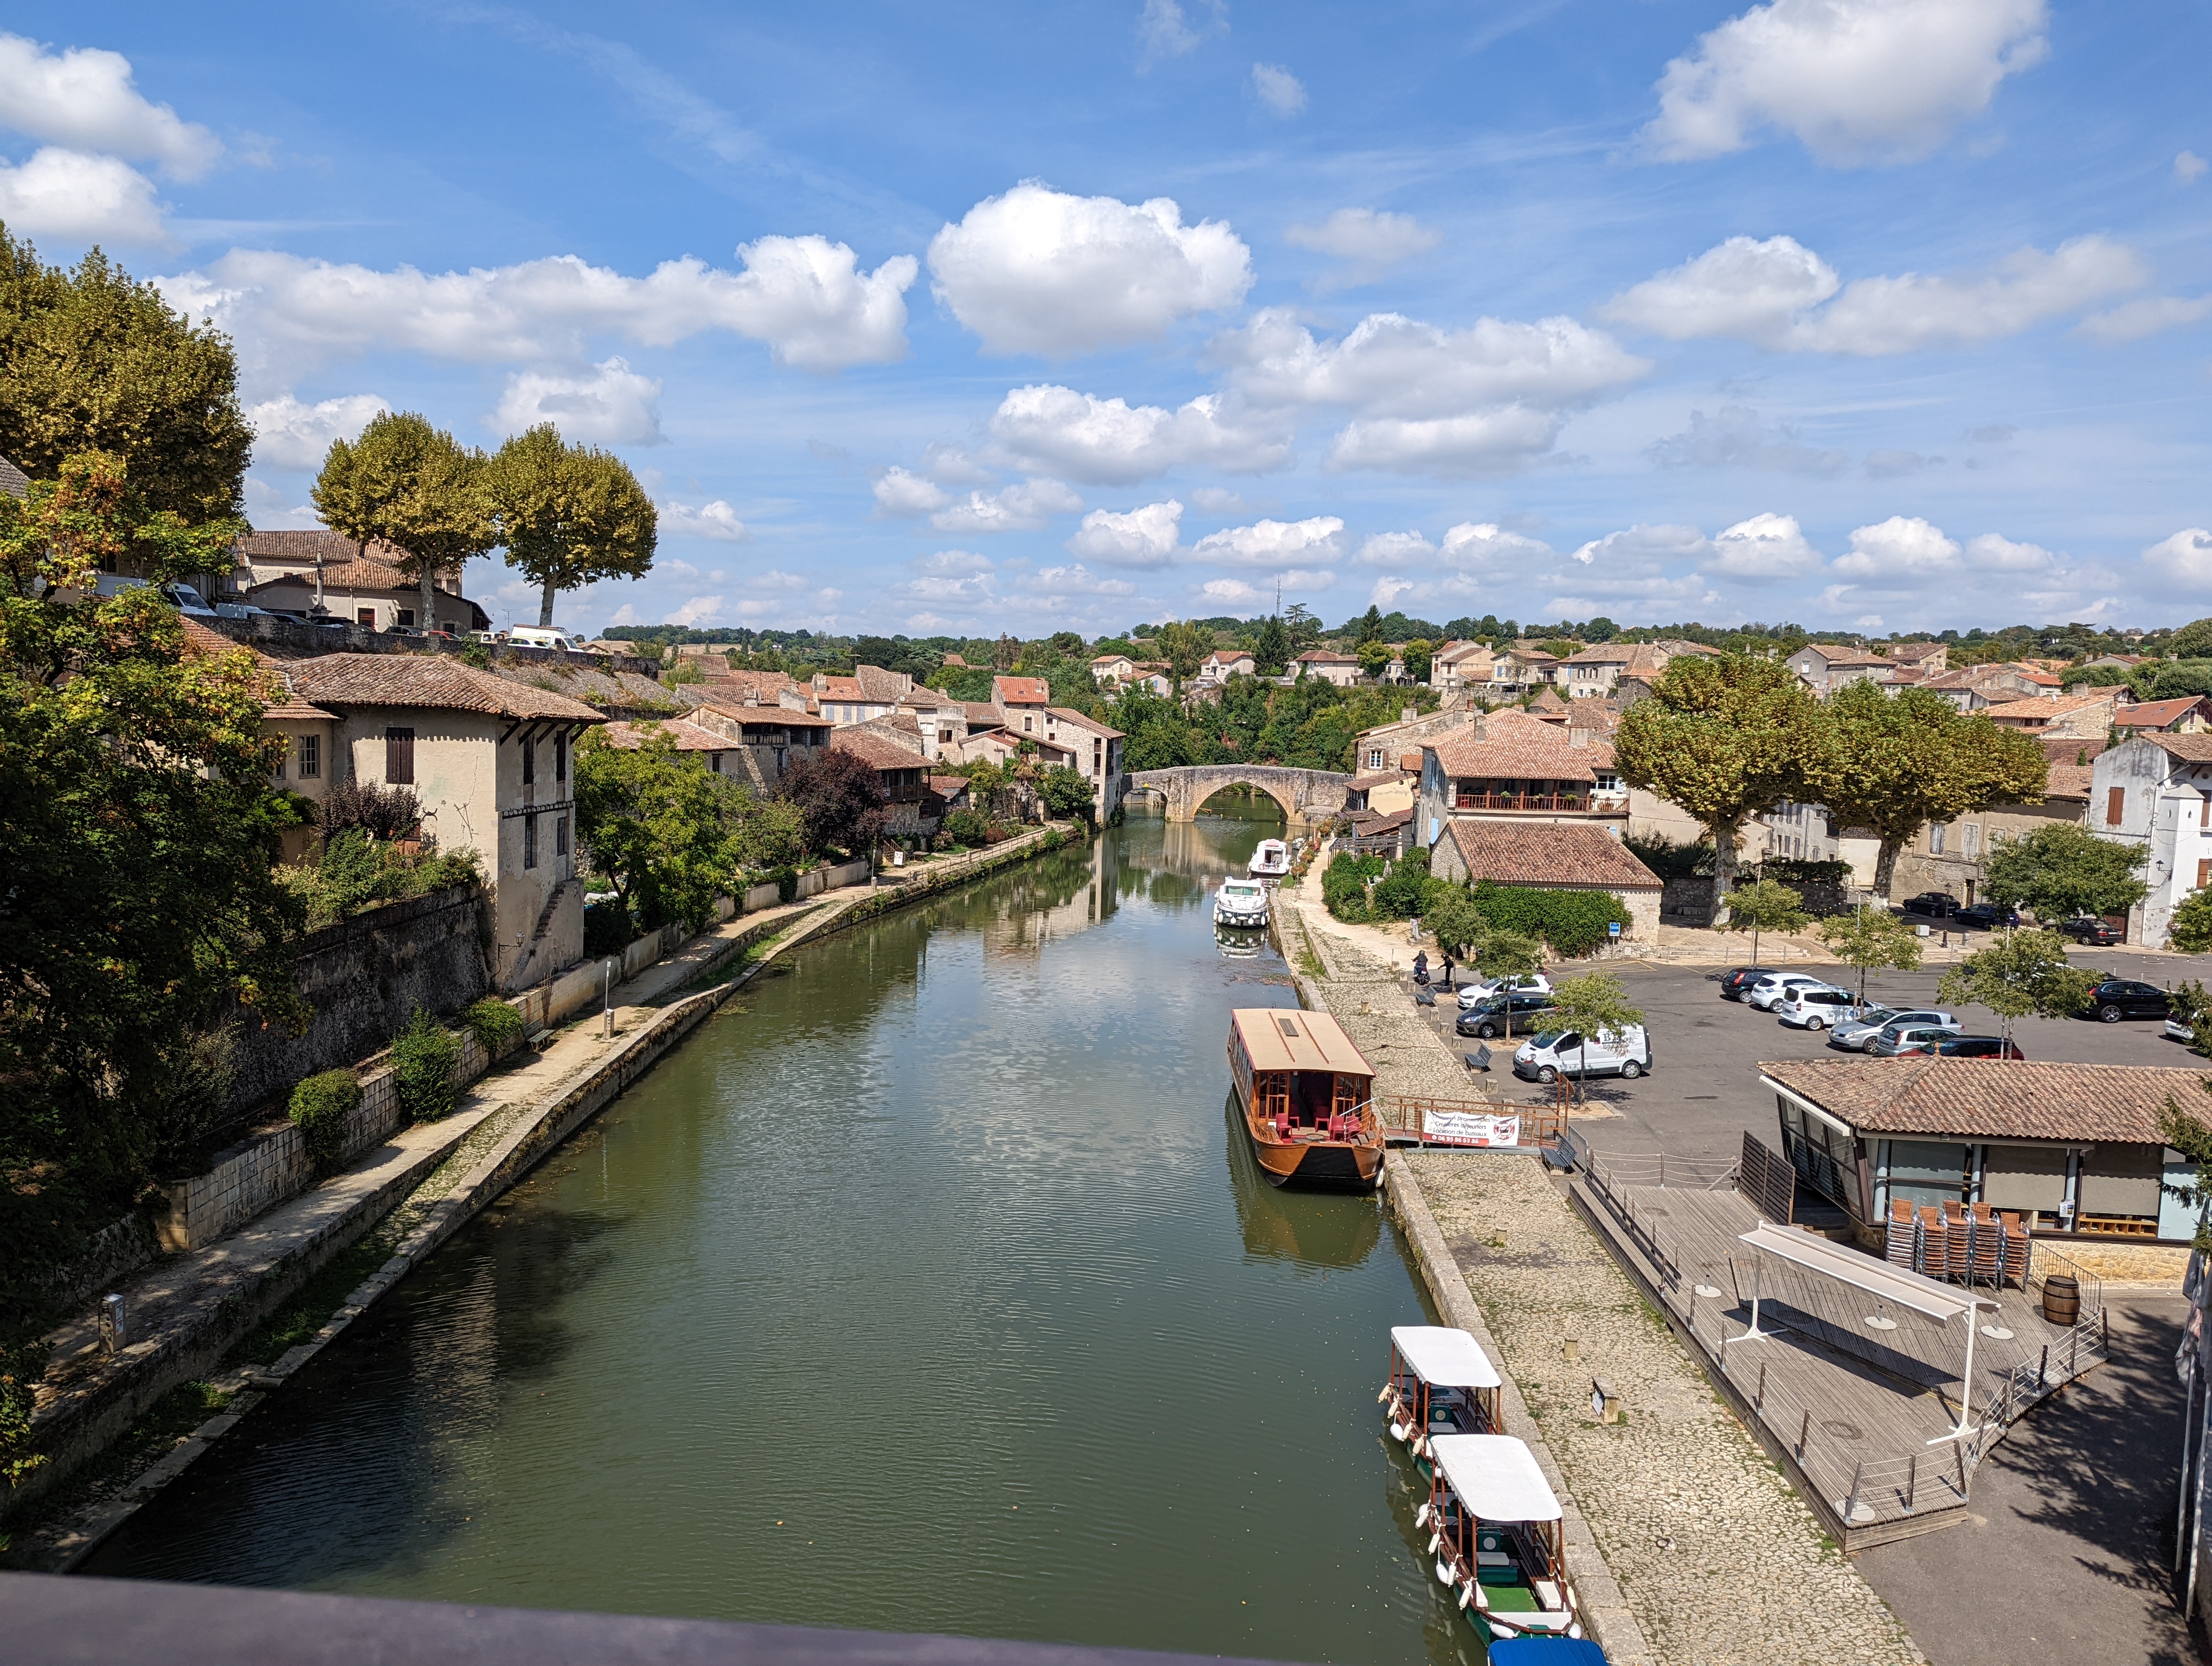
245,554,429,595
1044,706,1126,740
854,664,910,703
492,662,689,716
2043,764,2095,800
287,655,605,721
2145,733,2212,764
1348,771,1404,792
599,716,735,752
1296,649,1359,664
1888,640,1946,662
1427,709,1601,785
699,668,801,704
0,453,28,499
1527,687,1568,712
816,674,865,701
1759,1058,2203,1144
1799,643,1895,668
828,728,929,771
2039,734,2105,765
994,675,1051,704
1444,820,1661,889
691,690,834,727
1979,691,2113,722
1351,807,1414,834
928,774,970,798
2116,697,2210,730
236,529,419,567
178,618,339,718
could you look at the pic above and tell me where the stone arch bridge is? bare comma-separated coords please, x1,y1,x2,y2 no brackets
1126,765,1354,824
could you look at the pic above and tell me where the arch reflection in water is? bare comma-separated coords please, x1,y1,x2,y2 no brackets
1224,1094,1384,1268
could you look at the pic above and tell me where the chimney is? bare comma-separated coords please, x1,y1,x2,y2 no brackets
1570,729,1587,748
1401,706,1415,724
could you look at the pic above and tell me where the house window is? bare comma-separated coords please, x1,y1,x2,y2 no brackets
2107,786,2125,826
1368,749,1384,770
524,813,538,870
357,607,376,627
397,608,415,628
300,734,320,779
555,731,567,783
1023,714,1034,732
1930,822,1946,854
385,727,415,785
557,815,570,858
522,736,535,785
1962,823,1980,858
272,744,286,780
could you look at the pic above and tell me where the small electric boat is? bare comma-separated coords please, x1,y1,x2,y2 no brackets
1380,1325,1503,1462
1213,877,1269,930
1416,1434,1583,1645
1248,838,1292,879
1226,1007,1384,1189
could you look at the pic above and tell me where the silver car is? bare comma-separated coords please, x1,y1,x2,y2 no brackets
1832,1007,1955,1051
1867,1018,1965,1057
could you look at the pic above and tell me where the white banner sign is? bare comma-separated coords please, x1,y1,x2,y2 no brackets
1422,1110,1522,1148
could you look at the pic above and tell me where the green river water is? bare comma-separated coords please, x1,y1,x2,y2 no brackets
91,808,1481,1664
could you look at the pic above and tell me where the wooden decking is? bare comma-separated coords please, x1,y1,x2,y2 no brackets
1571,1162,2111,1549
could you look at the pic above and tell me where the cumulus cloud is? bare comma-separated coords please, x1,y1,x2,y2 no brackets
1283,208,1440,292
990,383,1288,483
1189,515,1345,567
2078,293,2212,344
493,356,663,445
2143,529,2212,591
1702,512,1823,578
0,147,169,246
246,392,389,471
2179,151,2209,186
1197,572,1335,609
1647,404,1849,474
1325,410,1567,476
929,477,1084,533
1065,498,1185,568
242,474,318,529
666,595,728,627
1355,522,1554,570
1571,523,1712,567
1251,63,1308,117
1605,233,2143,355
157,236,917,382
1963,531,2052,570
0,32,221,178
1641,0,2047,166
1138,0,1224,66
1831,515,1963,576
1021,562,1137,598
927,183,1252,356
658,501,750,541
872,466,951,517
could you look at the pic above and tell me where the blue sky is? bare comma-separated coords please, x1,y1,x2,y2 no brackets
5,0,2210,639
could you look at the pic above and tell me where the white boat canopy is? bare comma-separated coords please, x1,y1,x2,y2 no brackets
1736,1224,1998,1323
1391,1325,1502,1389
1428,1434,1561,1522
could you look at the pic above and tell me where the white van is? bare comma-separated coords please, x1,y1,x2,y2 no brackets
1512,1026,1652,1083
508,626,581,651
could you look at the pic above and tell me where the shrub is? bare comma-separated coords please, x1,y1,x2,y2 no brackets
1323,852,1385,921
583,896,634,957
390,1009,462,1123
1369,849,1430,920
1467,880,1631,958
461,997,525,1060
288,1069,361,1173
2173,889,2212,955
1623,834,1709,882
773,864,800,903
942,807,990,847
319,779,421,842
143,1024,237,1177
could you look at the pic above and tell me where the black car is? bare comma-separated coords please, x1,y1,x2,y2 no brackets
1951,903,2018,931
2084,978,2171,1023
1915,1035,2028,1059
1457,992,1559,1039
1717,966,1777,1001
1901,892,1960,917
2055,916,2125,946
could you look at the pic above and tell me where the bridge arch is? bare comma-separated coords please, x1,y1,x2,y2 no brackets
1126,764,1353,825
1190,775,1300,823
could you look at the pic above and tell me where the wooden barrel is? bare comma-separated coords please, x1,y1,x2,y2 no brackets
2042,1274,2080,1327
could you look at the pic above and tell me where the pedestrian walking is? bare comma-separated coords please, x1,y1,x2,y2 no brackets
1439,953,1456,992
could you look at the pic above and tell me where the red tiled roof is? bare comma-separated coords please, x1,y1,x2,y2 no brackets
2039,734,2105,765
928,774,970,798
1760,1058,2204,1143
1444,820,1660,889
828,729,929,771
1348,771,1404,792
599,717,735,752
1979,691,2113,722
816,675,865,701
1799,643,1894,668
691,690,834,727
287,655,604,721
854,664,910,703
962,701,1000,723
2043,764,2094,800
2115,697,2210,730
179,618,338,718
246,555,420,594
1888,640,1946,662
994,675,1051,704
1427,709,1602,785
2144,733,2212,764
699,668,801,703
1044,706,1126,740
1296,649,1358,664
236,529,426,568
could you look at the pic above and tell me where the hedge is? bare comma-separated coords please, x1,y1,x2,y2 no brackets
461,997,526,1060
288,1069,361,1174
1323,852,1385,920
391,1009,462,1123
1467,880,1631,958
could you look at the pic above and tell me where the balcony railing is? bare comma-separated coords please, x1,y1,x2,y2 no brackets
1450,791,1620,812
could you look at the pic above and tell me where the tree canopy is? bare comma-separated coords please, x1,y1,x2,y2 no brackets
313,412,495,632
777,747,890,858
1937,928,2096,1041
1981,822,2149,923
489,424,658,628
1724,878,1810,958
574,729,740,932
1817,904,1924,999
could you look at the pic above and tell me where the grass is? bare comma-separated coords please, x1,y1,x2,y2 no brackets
224,1235,395,1366
0,1378,231,1564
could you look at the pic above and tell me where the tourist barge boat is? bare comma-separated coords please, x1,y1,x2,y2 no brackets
1248,838,1292,879
1226,1008,1384,1189
1213,877,1270,930
1416,1433,1583,1645
1380,1325,1503,1460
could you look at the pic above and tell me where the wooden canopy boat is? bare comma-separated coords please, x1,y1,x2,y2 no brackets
1417,1434,1583,1645
1381,1325,1503,1460
1226,1008,1384,1189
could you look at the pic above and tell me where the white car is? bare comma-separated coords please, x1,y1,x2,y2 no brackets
1513,1025,1653,1083
1458,972,1554,1010
2171,1015,2200,1046
1772,986,1861,1031
1746,972,1830,1012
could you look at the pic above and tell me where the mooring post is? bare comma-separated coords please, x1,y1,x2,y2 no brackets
1756,1361,1767,1411
1797,1408,1810,1458
2038,1344,2048,1387
1843,1460,1863,1524
1906,1452,1919,1511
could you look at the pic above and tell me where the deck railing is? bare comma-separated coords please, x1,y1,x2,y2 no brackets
1376,1094,1566,1149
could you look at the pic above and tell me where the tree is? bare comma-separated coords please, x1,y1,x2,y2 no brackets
1356,604,1385,645
777,747,891,857
489,424,657,628
717,779,805,874
1818,904,1924,999
1471,926,1546,1039
1153,619,1213,682
1808,682,2048,899
1937,928,2097,1043
573,728,731,932
1038,764,1096,825
1283,603,1321,651
1544,971,1646,1102
2173,889,2212,954
1613,652,1823,891
1358,639,1394,677
313,412,495,636
1983,822,2150,924
0,230,250,523
1583,616,1619,644
1422,885,1487,958
1253,613,1290,676
1403,638,1433,684
1724,877,1810,963
2170,617,2212,660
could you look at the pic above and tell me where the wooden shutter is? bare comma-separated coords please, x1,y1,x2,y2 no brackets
2106,786,2124,826
2198,858,2210,890
385,727,415,785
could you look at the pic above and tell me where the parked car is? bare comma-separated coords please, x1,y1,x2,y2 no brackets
157,580,220,619
213,600,278,620
1772,986,1863,1031
1951,902,2019,931
1716,966,1778,1001
2170,1014,2200,1046
1456,992,1559,1039
2082,977,2174,1023
1458,972,1554,1009
1746,972,1832,1012
1906,1035,2028,1059
2054,916,2125,946
1868,1020,1966,1057
1513,1026,1653,1084
1832,1008,1957,1051
1901,892,1960,917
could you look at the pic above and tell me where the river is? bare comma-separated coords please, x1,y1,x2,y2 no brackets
91,808,1478,1665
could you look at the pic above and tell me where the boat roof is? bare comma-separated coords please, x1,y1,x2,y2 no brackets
1230,1008,1375,1078
1391,1325,1502,1389
1429,1434,1562,1522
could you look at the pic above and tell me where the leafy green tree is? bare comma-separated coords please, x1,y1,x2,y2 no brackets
488,424,658,627
718,779,806,873
1583,616,1619,644
777,746,891,858
1817,904,1924,999
1283,603,1321,651
2173,889,2212,954
1403,638,1433,684
1937,928,2097,1043
1808,682,2048,899
1725,878,1810,962
313,412,496,635
2169,617,2212,660
1356,604,1385,645
1038,764,1097,825
1422,883,1488,958
0,230,250,523
573,728,732,931
1153,619,1212,681
1614,652,1823,890
1982,822,2150,924
1253,613,1290,676
1358,639,1393,677
1468,926,1546,1039
1544,971,1646,1100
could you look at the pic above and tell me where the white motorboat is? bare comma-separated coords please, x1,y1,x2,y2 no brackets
1214,877,1270,930
1249,838,1291,879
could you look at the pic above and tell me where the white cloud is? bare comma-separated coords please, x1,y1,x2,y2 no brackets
2143,529,2212,591
1022,562,1138,598
1065,499,1185,568
666,595,727,627
245,392,389,471
1571,523,1711,567
1963,531,2052,570
2078,293,2212,344
1284,208,1440,291
493,356,663,445
2179,151,2209,186
1832,515,1963,576
991,384,1288,483
0,33,221,178
927,183,1252,356
918,443,996,485
1188,485,1268,514
929,477,1084,533
1328,409,1568,476
1647,404,1849,474
242,474,318,529
872,466,951,517
1197,572,1335,609
0,147,169,246
1702,512,1823,578
158,236,917,382
1137,0,1223,66
1353,531,1438,567
1354,522,1553,571
1642,0,2047,166
1605,233,2144,355
1252,64,1308,117
1190,515,1345,567
658,501,750,541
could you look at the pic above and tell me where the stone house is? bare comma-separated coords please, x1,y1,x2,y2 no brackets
1885,765,2092,907
1090,652,1136,686
1197,648,1256,685
232,529,485,634
1039,706,1127,820
2090,734,2212,945
1920,663,2063,711
898,687,973,760
813,664,911,725
1979,691,2115,738
661,689,834,789
1293,648,1361,687
1427,639,1495,693
993,675,1053,735
1887,640,1949,674
1414,709,1628,849
828,727,940,843
1427,819,1663,941
1784,643,1895,696
2115,697,2212,738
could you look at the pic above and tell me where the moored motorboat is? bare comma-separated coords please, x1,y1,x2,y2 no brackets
1225,1008,1384,1189
1249,838,1291,879
1213,877,1269,929
1418,1434,1583,1644
1380,1325,1503,1461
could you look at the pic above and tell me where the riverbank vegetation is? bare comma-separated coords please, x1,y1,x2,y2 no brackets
1321,850,1631,958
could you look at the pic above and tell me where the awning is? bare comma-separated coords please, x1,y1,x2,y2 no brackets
1230,1008,1375,1078
1738,1223,1997,1323
1391,1325,1502,1389
1428,1435,1561,1522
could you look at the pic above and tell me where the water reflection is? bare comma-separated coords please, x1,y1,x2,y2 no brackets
1226,1094,1385,1268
